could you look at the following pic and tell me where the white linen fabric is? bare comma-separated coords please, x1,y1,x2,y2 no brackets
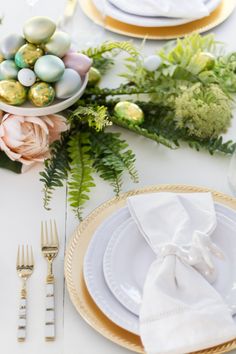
108,0,210,19
127,193,236,354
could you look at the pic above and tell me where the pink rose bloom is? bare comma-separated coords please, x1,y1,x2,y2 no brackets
0,113,67,170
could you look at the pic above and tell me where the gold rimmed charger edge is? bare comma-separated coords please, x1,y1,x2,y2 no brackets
79,0,235,40
65,184,236,353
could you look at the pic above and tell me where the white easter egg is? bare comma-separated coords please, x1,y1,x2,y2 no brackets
143,55,162,72
0,33,25,59
0,60,19,80
18,68,36,87
55,68,82,99
45,31,71,58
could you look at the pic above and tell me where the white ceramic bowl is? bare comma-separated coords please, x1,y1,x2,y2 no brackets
0,73,88,116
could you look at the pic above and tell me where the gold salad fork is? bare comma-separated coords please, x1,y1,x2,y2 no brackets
41,220,59,341
16,245,34,342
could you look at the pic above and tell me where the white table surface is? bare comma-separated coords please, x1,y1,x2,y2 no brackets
1,1,236,353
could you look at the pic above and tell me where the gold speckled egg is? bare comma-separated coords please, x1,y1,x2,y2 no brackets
15,43,44,69
28,81,55,107
0,80,27,105
114,101,144,125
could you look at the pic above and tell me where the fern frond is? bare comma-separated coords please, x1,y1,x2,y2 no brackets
110,114,177,149
90,131,138,195
70,105,112,131
67,133,95,220
83,41,139,58
39,135,69,210
186,136,236,155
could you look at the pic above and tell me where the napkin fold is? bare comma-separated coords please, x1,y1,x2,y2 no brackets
108,0,210,19
127,193,236,354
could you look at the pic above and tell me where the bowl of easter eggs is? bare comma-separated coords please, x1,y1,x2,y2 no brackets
0,16,91,116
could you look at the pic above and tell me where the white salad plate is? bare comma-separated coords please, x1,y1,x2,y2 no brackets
0,74,88,116
93,0,221,27
84,202,236,335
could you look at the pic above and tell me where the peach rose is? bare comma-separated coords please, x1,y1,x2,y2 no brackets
0,113,67,169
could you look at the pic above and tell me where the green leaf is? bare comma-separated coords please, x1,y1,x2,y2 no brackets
40,135,69,210
90,131,138,195
0,151,22,173
69,105,111,131
83,41,139,59
67,132,95,220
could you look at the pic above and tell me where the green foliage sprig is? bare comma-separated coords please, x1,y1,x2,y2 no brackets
39,35,236,219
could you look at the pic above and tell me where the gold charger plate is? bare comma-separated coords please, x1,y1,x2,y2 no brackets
79,0,235,40
65,184,236,353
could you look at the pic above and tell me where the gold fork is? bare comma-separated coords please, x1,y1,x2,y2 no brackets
41,220,59,341
16,245,34,342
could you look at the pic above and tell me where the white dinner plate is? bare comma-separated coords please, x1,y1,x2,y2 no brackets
0,74,88,116
93,0,221,27
83,207,140,335
103,207,236,317
84,202,236,335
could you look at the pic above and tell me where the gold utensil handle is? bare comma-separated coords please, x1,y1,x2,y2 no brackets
17,294,27,342
45,282,55,341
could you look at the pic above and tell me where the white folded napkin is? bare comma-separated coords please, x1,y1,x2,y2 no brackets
127,192,236,354
108,0,210,19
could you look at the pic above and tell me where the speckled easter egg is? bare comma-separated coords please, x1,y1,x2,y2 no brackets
55,68,82,99
143,55,162,72
34,55,65,83
114,101,144,125
0,80,27,105
0,60,19,80
18,68,36,87
0,34,25,59
28,82,55,106
63,52,92,75
45,31,71,58
15,43,44,68
23,16,56,44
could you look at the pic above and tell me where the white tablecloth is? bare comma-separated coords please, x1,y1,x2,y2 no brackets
0,1,236,353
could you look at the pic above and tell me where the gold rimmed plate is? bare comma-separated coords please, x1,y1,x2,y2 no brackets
65,184,236,354
79,0,235,40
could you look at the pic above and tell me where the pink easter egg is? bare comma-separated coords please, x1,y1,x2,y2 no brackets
63,52,92,75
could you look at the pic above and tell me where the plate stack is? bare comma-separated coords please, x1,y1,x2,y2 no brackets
79,0,235,39
65,185,236,353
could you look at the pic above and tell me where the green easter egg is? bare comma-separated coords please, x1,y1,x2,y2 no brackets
28,81,55,107
0,60,19,80
15,43,44,69
88,67,101,86
114,101,144,125
0,80,27,105
34,55,65,83
23,16,56,44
